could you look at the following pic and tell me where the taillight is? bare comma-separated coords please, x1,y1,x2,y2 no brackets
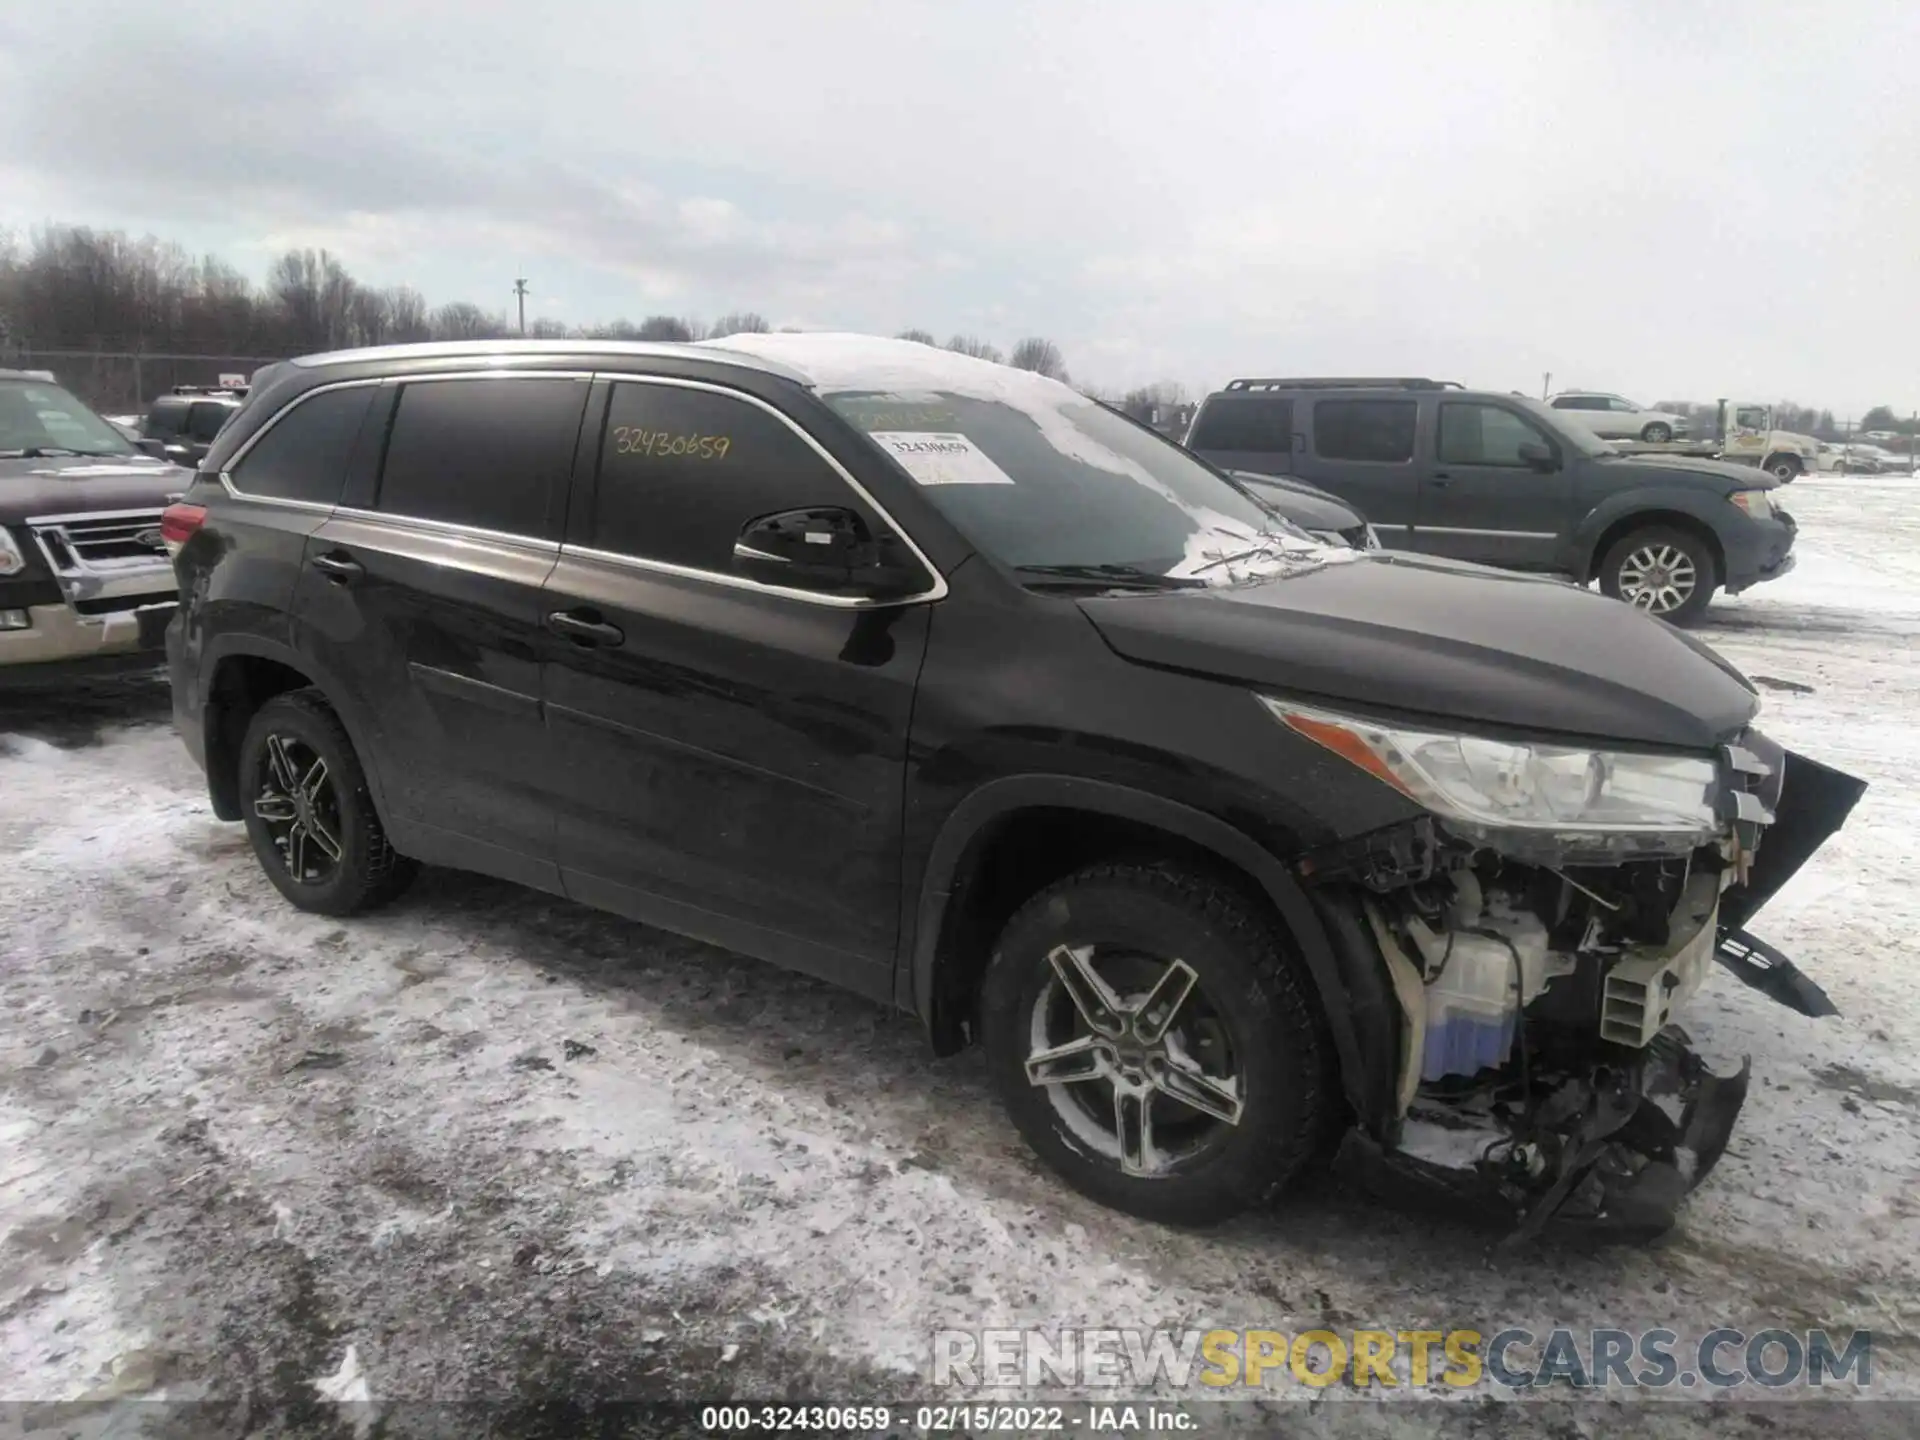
160,503,207,559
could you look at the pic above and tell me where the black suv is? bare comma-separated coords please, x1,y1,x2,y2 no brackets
137,386,245,468
1186,378,1797,625
164,337,1862,1238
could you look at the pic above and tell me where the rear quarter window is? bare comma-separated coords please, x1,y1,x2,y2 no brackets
228,386,376,505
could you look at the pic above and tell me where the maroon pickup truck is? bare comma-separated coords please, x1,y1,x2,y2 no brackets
1,369,192,686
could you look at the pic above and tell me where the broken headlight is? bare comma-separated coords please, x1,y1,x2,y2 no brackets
1265,699,1720,843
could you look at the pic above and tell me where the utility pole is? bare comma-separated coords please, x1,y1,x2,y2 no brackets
513,277,529,337
1542,372,1551,399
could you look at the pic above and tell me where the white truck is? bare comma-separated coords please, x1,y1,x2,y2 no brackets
1714,401,1822,482
1603,400,1820,482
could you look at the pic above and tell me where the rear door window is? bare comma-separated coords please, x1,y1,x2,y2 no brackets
228,386,376,504
1188,395,1294,453
1311,399,1417,462
375,377,589,539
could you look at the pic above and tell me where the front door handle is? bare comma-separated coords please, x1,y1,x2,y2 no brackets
546,610,626,647
1430,472,1453,487
311,551,364,584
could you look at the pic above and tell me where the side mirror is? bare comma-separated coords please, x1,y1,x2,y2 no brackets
733,506,925,599
1516,441,1557,472
135,437,168,458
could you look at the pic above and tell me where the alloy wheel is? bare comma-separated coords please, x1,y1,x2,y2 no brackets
251,733,344,884
1616,544,1698,616
1024,943,1243,1177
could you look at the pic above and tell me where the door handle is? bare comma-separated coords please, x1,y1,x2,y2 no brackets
1430,472,1453,487
311,551,364,584
545,610,626,647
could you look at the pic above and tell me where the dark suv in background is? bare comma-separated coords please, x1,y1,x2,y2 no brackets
1186,377,1797,624
162,336,1860,1240
137,385,246,468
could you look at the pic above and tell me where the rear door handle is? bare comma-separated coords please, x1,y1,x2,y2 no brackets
311,551,364,584
545,610,626,647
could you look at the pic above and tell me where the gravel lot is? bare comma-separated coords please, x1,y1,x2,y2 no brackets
3,476,1918,1437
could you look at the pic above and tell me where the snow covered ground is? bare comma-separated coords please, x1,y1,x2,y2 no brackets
2,475,1918,1436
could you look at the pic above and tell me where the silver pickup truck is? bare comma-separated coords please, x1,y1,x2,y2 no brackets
1,369,190,687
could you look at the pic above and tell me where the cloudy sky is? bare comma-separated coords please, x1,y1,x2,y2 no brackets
3,0,1915,413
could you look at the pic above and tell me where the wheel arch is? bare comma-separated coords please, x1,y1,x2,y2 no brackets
1583,508,1726,587
199,637,389,825
905,775,1394,1126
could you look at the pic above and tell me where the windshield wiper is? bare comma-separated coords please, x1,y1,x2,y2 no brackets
0,446,83,458
1014,563,1206,591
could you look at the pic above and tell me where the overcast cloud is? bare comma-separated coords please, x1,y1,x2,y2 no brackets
2,0,1915,411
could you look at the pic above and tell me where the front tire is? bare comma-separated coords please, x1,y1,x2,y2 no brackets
1640,422,1673,443
1767,454,1802,482
980,863,1332,1226
238,688,417,916
1598,525,1718,626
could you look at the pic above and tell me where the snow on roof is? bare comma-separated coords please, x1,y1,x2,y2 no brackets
695,331,1073,403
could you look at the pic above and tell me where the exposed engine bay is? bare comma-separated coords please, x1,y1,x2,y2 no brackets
1306,732,1868,1243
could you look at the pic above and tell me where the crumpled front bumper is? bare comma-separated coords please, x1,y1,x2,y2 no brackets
1335,1028,1750,1245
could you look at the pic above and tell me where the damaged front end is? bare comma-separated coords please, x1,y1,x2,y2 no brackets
1277,706,1867,1243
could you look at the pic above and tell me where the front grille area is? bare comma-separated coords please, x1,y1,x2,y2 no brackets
26,508,175,608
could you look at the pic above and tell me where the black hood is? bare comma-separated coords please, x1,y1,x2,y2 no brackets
0,454,191,526
1079,552,1760,749
1228,471,1364,531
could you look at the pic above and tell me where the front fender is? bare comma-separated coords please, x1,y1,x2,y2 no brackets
1565,488,1737,580
905,773,1399,1130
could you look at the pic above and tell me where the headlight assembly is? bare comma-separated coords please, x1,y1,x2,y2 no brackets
0,527,26,577
1729,489,1774,519
1262,698,1721,843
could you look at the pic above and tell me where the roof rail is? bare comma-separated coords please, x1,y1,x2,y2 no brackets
170,384,247,397
1223,377,1462,393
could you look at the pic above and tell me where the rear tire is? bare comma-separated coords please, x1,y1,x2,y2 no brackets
1640,422,1673,443
980,862,1332,1226
1598,524,1718,626
238,688,417,916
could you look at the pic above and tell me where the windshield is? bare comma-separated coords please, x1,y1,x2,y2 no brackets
0,380,137,457
1509,395,1613,457
826,388,1350,585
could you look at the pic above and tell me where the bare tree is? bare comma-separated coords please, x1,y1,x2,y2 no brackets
1009,337,1068,380
428,301,504,340
945,335,1002,363
268,248,359,351
710,311,770,337
384,286,430,343
587,318,645,340
526,316,573,339
637,315,698,342
895,328,936,345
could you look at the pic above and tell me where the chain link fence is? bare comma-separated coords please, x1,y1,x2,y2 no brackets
4,349,291,417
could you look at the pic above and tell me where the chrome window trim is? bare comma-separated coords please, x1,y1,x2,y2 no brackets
1417,526,1559,539
330,504,560,555
217,366,949,609
219,376,387,506
571,370,948,608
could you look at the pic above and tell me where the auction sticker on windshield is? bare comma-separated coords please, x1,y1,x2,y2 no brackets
869,431,1016,486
